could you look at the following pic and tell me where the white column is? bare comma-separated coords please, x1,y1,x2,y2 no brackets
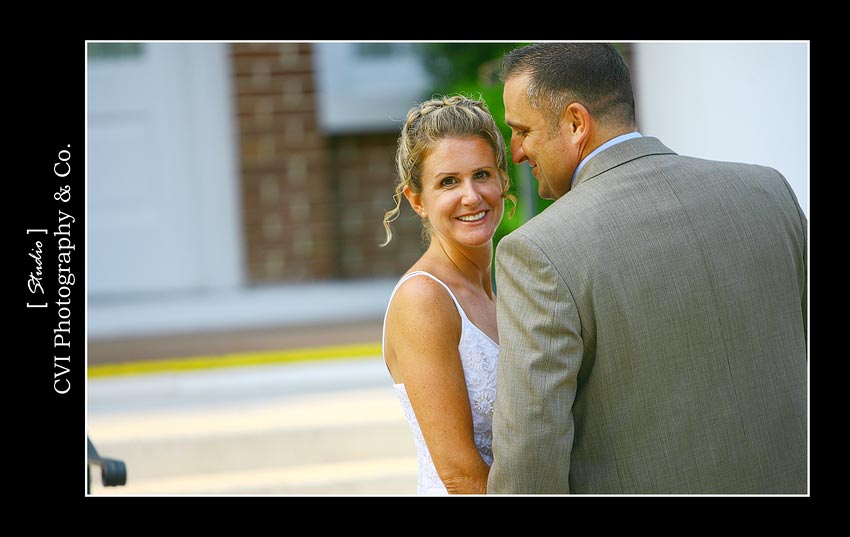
632,41,808,216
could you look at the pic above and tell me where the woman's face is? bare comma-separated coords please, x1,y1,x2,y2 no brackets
406,136,505,250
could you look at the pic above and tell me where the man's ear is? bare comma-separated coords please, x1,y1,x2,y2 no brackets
562,102,591,143
403,185,426,218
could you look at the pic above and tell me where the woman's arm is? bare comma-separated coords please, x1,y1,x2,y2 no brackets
386,275,490,494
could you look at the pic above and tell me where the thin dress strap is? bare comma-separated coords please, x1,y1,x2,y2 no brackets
381,271,467,364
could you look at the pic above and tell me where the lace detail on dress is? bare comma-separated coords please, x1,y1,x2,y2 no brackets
384,271,499,494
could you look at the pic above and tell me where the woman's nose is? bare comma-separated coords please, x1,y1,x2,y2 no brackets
461,180,483,205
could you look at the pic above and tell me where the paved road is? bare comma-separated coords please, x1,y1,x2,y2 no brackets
87,319,385,365
87,355,419,495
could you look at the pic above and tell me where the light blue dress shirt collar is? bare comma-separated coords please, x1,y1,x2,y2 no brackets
570,131,642,189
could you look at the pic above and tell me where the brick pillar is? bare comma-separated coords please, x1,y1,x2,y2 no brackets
328,133,425,279
232,43,334,283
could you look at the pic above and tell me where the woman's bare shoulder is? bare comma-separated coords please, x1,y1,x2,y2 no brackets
387,273,461,344
392,273,457,319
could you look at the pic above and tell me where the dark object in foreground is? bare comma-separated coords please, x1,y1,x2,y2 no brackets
87,436,127,494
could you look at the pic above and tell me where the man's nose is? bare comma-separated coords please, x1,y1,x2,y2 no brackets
510,137,527,164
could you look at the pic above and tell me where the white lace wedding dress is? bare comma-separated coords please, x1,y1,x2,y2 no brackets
382,271,499,494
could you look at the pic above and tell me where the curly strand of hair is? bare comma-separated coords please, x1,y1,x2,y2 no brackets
379,183,404,248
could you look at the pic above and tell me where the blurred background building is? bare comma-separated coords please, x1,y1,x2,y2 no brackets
87,41,808,343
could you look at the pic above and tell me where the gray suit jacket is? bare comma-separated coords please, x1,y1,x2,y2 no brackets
488,137,807,494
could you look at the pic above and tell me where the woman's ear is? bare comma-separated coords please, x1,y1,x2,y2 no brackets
403,185,426,218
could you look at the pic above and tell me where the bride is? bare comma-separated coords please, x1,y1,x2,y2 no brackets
380,95,515,494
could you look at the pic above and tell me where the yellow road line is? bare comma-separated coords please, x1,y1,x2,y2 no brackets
88,342,382,378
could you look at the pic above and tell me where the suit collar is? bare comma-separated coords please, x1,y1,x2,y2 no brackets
571,136,677,191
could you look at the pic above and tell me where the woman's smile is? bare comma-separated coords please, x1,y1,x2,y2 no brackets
457,210,488,222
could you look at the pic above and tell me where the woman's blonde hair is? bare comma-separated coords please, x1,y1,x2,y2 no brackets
380,94,516,246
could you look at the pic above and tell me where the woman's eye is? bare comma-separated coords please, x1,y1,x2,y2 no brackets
441,177,457,187
474,170,491,180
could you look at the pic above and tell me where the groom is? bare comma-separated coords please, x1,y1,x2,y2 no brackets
488,43,807,494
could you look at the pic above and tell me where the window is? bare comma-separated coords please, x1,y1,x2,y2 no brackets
315,42,431,133
355,43,414,58
88,43,144,61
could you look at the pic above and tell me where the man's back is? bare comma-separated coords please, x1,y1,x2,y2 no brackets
493,137,807,493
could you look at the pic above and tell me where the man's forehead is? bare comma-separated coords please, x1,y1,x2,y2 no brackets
504,72,531,93
503,75,535,125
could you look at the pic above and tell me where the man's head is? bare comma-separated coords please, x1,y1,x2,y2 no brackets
500,43,636,199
